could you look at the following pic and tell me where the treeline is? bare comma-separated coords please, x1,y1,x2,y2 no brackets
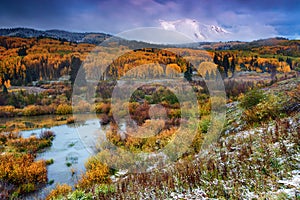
212,51,294,78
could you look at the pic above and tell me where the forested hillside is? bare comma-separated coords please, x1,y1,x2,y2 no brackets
1,36,299,93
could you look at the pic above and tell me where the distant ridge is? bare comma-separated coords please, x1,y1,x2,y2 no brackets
0,27,111,44
0,28,295,50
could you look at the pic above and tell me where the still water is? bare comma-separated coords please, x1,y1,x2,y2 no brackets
19,115,110,198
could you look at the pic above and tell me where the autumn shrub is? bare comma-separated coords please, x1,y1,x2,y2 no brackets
105,121,178,154
17,183,35,194
41,105,56,114
199,117,211,133
46,159,54,165
0,153,47,192
22,105,36,116
0,129,54,196
282,84,300,114
130,102,150,125
94,148,136,170
39,130,55,140
58,185,115,200
127,102,139,114
191,130,204,153
0,132,20,145
224,79,257,98
76,162,111,189
74,100,91,113
66,116,76,124
8,136,51,153
240,89,266,109
22,105,55,116
0,105,16,113
56,104,73,115
167,108,181,118
95,184,116,195
242,93,282,124
46,184,72,200
94,102,111,114
67,190,93,200
198,101,211,116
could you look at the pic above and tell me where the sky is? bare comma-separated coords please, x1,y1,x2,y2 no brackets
0,0,299,41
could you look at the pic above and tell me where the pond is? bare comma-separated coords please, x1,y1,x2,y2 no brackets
18,114,111,199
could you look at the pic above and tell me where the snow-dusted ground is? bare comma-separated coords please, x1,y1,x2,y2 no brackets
111,105,299,199
168,103,299,199
275,170,300,198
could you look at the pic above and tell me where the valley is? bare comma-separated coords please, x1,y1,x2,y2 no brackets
0,32,299,199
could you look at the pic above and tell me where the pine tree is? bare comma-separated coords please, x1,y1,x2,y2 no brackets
230,56,236,77
286,57,293,69
213,53,220,65
222,54,229,78
184,63,192,81
70,56,86,86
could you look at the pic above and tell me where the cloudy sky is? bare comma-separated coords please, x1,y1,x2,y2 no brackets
0,0,299,41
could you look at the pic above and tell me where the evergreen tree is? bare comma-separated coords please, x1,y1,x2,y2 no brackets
222,54,229,78
184,64,192,81
17,47,27,57
286,57,293,69
240,63,246,71
230,56,236,77
70,56,86,86
213,53,220,65
2,84,8,93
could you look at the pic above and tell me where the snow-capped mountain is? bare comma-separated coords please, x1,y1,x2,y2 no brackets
159,19,230,42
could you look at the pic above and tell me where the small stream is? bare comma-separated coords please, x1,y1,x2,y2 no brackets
19,115,111,199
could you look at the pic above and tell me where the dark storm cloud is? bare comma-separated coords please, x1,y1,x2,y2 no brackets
0,0,71,29
0,0,299,39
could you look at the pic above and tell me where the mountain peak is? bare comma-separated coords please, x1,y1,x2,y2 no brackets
159,19,230,42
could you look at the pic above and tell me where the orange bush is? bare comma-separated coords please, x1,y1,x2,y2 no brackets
0,131,53,196
94,102,111,114
46,184,72,200
74,100,91,113
76,162,111,189
55,104,73,115
0,153,47,186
